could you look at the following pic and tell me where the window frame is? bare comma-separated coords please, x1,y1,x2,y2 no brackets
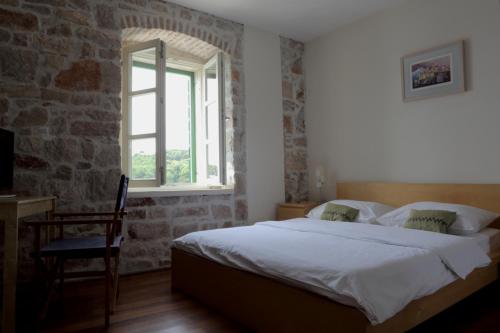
165,67,197,184
201,53,226,185
121,39,165,188
121,40,226,189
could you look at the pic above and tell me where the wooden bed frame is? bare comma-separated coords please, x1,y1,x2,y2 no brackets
172,182,500,333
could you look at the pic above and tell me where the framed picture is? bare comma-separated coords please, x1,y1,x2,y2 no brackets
401,40,465,102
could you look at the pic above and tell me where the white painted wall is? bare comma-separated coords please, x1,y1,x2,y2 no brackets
305,0,500,201
244,25,285,222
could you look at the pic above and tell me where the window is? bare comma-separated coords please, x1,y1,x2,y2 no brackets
122,39,226,188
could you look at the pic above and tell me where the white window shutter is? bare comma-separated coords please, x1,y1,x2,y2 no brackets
121,39,166,187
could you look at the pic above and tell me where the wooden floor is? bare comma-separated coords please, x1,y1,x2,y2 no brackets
18,270,500,333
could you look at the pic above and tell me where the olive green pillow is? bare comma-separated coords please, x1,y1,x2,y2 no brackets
320,203,359,222
404,209,457,233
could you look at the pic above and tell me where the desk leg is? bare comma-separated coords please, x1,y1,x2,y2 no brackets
2,213,18,333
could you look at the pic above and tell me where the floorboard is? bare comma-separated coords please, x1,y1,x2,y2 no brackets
17,270,500,332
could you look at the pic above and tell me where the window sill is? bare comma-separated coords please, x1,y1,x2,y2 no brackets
128,185,234,198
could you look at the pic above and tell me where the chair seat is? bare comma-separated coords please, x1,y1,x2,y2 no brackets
40,235,123,258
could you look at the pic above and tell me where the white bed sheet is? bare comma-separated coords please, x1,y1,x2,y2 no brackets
173,219,491,324
466,227,500,253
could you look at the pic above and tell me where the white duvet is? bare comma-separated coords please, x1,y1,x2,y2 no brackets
173,218,491,324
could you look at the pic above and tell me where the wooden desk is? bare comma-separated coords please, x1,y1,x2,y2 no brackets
0,196,56,333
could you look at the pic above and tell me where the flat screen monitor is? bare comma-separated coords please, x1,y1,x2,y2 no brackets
0,128,14,191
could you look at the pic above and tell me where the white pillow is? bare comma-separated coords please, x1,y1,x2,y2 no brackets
377,201,499,235
307,200,395,224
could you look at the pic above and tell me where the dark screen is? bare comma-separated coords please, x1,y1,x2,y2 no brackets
0,129,14,190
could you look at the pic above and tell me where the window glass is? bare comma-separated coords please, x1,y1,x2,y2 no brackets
130,93,156,135
204,60,220,183
206,103,219,179
131,48,156,92
131,138,156,180
165,70,194,184
205,64,218,101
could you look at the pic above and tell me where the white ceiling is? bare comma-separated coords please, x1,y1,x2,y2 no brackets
169,0,407,41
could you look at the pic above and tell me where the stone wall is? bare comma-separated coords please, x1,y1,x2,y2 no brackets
280,37,308,202
124,194,236,271
0,0,247,275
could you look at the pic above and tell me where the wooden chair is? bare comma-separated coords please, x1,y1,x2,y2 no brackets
26,174,129,328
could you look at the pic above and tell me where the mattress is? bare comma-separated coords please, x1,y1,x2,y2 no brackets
173,218,491,324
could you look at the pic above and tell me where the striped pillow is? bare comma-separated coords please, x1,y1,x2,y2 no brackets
320,203,359,222
404,209,457,233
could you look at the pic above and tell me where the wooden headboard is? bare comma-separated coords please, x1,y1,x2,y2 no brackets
337,182,500,214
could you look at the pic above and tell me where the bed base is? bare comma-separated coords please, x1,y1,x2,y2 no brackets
172,248,500,333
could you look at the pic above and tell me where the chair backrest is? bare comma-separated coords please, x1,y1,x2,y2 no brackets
114,175,129,214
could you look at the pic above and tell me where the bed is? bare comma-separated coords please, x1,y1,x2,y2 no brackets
171,182,500,332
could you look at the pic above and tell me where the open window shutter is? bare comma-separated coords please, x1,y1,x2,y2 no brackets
122,39,166,187
200,52,225,185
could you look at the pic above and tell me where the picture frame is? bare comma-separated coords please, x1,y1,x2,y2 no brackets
401,40,465,102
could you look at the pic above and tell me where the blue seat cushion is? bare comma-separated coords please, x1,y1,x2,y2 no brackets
40,235,123,258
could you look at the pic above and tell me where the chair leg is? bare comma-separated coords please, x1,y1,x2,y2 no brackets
104,258,111,328
38,257,58,321
111,255,120,313
59,258,65,300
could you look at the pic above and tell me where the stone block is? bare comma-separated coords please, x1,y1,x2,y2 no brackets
283,115,293,134
49,116,67,135
80,140,94,160
16,155,49,170
40,89,69,104
181,196,199,204
0,47,38,82
46,22,72,37
127,222,168,240
121,240,147,258
173,223,198,238
68,0,89,11
12,107,48,127
70,121,119,138
155,197,180,206
148,207,167,219
126,209,147,220
234,172,246,196
100,61,121,93
43,138,80,163
211,204,232,219
76,161,91,169
12,33,28,46
291,58,303,75
127,197,155,207
55,165,72,180
201,222,218,230
235,199,247,221
0,29,10,42
55,8,90,26
123,258,154,273
98,48,119,60
95,145,120,167
74,27,119,48
201,194,232,202
55,60,101,91
173,205,209,218
96,4,117,30
71,94,100,106
21,4,51,16
197,14,213,27
285,150,307,172
0,8,38,31
180,9,192,20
